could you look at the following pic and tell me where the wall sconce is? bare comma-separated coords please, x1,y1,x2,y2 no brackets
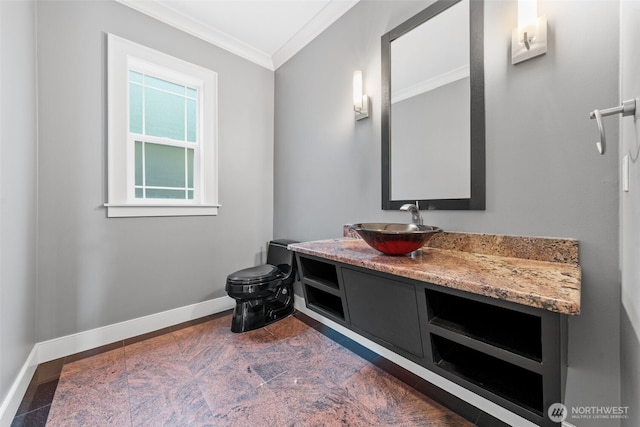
353,70,370,120
511,0,547,64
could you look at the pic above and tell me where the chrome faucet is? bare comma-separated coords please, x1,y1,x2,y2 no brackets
400,201,423,225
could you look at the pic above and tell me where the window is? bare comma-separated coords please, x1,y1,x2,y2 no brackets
107,34,218,217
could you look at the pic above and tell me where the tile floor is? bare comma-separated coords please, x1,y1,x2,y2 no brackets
12,311,485,426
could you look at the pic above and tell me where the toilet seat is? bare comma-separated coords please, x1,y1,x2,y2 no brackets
226,264,283,298
227,264,281,285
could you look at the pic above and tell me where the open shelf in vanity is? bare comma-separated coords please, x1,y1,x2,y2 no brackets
297,255,349,324
431,335,544,415
304,285,345,321
426,289,542,362
423,288,558,419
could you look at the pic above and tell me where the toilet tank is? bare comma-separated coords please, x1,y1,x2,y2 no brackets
267,239,298,283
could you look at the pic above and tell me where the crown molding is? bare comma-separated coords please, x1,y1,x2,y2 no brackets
116,0,359,71
115,0,273,69
272,0,359,69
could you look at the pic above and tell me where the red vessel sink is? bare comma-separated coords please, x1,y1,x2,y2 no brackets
352,223,442,256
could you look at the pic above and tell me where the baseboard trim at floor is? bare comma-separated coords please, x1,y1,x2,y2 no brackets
36,296,235,364
293,295,535,427
0,347,38,427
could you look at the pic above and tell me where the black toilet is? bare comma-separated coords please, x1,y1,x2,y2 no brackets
225,239,298,333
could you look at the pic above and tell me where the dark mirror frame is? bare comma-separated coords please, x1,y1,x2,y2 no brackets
381,0,485,211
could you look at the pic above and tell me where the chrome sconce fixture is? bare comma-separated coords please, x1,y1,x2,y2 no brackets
511,0,547,64
353,70,370,120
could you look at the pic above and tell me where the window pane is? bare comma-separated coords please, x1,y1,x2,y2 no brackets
144,75,184,96
129,83,143,134
187,190,194,199
187,99,197,142
187,148,194,188
135,141,143,186
129,70,143,84
186,87,197,99
135,188,144,198
145,143,185,188
145,88,185,140
146,189,186,199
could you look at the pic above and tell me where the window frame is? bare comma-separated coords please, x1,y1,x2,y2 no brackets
107,33,219,218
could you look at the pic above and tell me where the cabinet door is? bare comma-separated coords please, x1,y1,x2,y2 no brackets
342,268,423,359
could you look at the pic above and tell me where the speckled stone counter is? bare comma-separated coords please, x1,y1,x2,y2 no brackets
290,228,581,315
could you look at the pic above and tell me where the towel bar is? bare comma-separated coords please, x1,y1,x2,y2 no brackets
589,99,636,155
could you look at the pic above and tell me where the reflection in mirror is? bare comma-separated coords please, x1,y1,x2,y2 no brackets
382,0,484,210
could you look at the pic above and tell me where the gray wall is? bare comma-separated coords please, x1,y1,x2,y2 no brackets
620,1,640,425
0,0,38,410
36,0,274,341
274,1,622,425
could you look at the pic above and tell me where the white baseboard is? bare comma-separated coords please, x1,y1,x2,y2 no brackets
293,295,537,427
0,347,38,427
36,296,235,364
0,296,235,427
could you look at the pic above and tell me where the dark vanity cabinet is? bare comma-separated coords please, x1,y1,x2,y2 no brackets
342,268,424,363
296,253,567,427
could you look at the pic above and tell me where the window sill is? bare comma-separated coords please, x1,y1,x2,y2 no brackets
105,203,220,218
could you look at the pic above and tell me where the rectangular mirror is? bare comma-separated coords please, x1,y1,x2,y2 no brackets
382,0,485,210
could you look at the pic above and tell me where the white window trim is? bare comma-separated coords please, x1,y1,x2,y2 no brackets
106,33,219,218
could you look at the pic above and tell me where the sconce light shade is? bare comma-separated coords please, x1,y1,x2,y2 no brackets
353,70,363,107
512,0,547,65
517,0,537,28
353,70,370,120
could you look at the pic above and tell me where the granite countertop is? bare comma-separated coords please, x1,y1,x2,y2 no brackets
289,228,581,315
